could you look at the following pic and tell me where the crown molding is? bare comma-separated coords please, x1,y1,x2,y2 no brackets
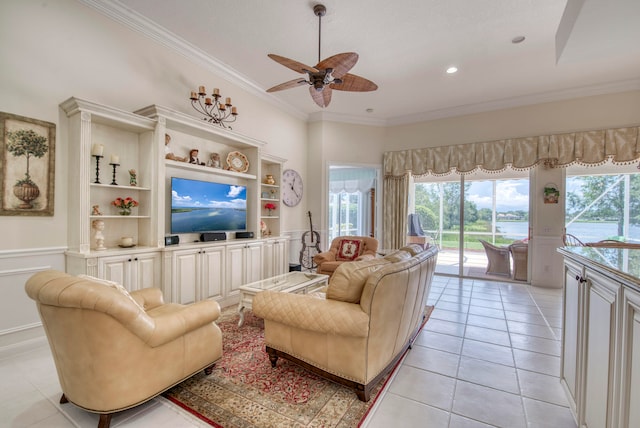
78,0,308,122
387,79,640,126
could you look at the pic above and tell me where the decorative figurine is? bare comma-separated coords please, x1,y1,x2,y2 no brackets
164,133,187,162
128,169,137,186
264,174,276,185
207,152,221,168
189,149,205,165
92,219,106,251
92,205,102,216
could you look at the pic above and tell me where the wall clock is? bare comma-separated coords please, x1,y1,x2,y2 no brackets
226,151,249,173
282,169,303,206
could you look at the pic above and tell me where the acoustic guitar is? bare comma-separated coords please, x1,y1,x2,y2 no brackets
299,211,321,269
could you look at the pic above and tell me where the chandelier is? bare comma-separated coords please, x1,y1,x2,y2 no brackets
189,86,238,129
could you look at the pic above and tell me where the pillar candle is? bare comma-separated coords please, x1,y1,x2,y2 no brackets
213,88,220,95
231,107,238,115
190,91,197,100
198,86,205,94
219,103,226,110
91,144,104,156
225,97,231,105
110,154,119,164
205,97,212,105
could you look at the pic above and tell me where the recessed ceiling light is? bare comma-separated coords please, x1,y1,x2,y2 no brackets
446,66,458,74
512,36,526,44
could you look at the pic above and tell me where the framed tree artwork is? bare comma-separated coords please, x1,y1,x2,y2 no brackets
0,112,56,216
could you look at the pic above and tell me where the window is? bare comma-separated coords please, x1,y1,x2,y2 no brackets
565,161,640,243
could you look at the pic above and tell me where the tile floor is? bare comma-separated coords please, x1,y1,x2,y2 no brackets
1,275,576,427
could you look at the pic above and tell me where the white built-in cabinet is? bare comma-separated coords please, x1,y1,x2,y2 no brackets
560,250,640,428
61,97,287,302
97,251,161,292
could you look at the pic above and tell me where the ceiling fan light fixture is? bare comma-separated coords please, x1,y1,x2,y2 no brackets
265,3,377,107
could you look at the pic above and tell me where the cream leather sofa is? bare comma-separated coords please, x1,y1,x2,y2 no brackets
25,270,223,428
253,244,438,401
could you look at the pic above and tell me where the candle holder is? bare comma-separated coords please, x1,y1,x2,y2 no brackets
92,155,103,184
189,86,238,129
109,163,119,185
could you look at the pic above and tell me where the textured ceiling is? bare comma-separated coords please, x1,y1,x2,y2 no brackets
98,0,640,125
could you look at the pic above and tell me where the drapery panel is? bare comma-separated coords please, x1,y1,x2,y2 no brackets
382,173,409,250
383,126,640,178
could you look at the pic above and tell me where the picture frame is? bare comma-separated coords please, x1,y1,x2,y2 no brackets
0,112,56,216
543,184,559,204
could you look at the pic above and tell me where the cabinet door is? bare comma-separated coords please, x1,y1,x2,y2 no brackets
98,255,131,290
273,238,288,276
172,249,199,304
262,240,275,279
245,242,263,284
619,289,640,427
562,259,583,411
200,246,224,300
583,268,621,428
226,244,246,295
133,252,161,291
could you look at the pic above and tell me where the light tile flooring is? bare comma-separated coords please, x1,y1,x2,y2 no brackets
1,275,575,427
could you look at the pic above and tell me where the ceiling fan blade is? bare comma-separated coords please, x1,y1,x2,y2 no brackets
268,54,319,74
330,73,378,92
315,52,358,78
266,78,308,93
309,85,332,108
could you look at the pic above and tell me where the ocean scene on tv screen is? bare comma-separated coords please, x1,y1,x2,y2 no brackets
171,177,246,233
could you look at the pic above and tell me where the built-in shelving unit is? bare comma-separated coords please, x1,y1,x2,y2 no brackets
62,97,288,302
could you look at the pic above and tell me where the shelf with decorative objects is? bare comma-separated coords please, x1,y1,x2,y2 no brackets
259,154,285,238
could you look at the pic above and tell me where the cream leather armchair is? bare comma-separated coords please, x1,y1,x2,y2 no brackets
313,236,379,277
25,270,223,428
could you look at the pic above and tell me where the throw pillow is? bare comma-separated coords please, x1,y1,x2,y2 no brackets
336,238,363,261
78,274,145,311
327,258,389,303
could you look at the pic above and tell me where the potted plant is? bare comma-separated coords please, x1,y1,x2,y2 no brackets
6,129,48,209
112,197,139,216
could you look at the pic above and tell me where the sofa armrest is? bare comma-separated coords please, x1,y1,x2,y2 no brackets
143,299,221,347
130,287,164,310
313,251,336,265
252,291,369,338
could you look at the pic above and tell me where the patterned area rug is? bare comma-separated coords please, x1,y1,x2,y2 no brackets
164,305,434,428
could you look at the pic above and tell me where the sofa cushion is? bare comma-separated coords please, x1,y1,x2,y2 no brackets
327,258,389,303
78,274,145,311
336,238,363,261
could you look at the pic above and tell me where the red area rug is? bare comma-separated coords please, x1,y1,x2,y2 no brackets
164,306,434,428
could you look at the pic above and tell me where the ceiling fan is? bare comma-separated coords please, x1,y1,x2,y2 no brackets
266,3,378,108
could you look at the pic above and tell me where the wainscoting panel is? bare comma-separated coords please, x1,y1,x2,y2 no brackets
530,236,564,288
0,247,66,354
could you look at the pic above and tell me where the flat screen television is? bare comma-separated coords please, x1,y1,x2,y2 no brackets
170,177,247,234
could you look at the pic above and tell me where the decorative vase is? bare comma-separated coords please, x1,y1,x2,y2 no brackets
119,207,132,216
13,182,40,209
264,174,275,185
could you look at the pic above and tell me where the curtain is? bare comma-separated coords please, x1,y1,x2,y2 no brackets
329,167,376,193
382,172,409,250
383,126,640,178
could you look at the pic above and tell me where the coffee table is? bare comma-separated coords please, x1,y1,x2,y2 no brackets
237,271,329,327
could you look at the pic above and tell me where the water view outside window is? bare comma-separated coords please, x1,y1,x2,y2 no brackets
566,173,640,243
414,177,529,276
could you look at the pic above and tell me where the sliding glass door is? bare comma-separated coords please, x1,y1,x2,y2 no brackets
414,170,529,279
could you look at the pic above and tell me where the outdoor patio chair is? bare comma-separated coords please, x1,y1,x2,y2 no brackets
563,233,585,246
479,239,511,277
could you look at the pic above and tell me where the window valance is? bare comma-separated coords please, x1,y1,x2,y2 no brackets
329,168,376,193
383,126,640,178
